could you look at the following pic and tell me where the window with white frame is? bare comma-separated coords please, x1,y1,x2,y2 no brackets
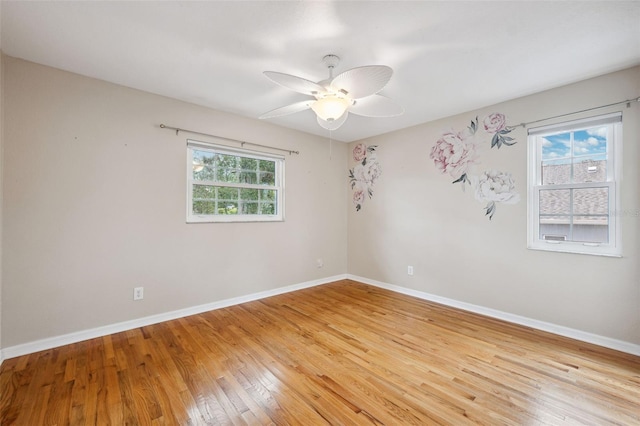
527,112,622,256
187,140,284,223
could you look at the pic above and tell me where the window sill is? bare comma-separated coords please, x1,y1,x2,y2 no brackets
187,215,284,224
527,242,622,258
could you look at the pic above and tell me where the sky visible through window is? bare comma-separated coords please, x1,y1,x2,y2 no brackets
541,126,607,163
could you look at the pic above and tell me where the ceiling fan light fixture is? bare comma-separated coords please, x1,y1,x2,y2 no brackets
311,96,350,121
261,54,402,131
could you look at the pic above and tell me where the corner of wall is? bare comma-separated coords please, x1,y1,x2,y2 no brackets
0,0,5,362
0,50,5,365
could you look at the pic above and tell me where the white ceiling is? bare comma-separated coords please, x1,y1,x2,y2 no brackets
2,1,639,142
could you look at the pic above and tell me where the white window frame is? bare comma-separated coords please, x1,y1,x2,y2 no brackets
527,112,622,257
187,139,285,223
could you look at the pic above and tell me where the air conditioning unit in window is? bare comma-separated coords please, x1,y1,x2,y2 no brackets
543,235,567,242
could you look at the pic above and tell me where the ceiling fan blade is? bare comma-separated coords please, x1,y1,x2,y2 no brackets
349,94,404,117
264,71,326,96
259,100,314,119
317,112,348,130
330,65,393,99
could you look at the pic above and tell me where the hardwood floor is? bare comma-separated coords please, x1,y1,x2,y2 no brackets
1,279,639,425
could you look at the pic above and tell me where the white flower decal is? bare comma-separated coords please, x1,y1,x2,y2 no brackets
473,170,520,219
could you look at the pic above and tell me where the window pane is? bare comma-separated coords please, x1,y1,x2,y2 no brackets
241,202,259,215
258,172,275,185
217,186,238,201
573,127,607,157
573,187,608,215
216,154,237,168
541,133,570,160
258,159,277,185
216,167,239,183
217,202,238,215
539,222,570,241
240,157,258,170
261,189,276,201
238,157,260,185
539,189,570,215
572,216,609,243
193,201,217,215
259,159,276,173
541,160,571,185
240,188,259,201
215,154,239,183
260,202,276,215
239,171,257,184
572,156,606,183
193,184,215,199
193,150,216,181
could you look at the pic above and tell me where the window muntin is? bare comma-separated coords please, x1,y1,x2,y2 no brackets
187,140,284,223
528,113,621,256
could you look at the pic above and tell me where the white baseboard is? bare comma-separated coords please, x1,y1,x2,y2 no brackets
2,273,638,364
348,274,640,356
0,274,348,362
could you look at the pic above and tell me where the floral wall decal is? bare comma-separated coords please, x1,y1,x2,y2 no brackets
483,113,517,148
430,128,479,188
473,170,520,218
349,143,381,211
430,113,519,219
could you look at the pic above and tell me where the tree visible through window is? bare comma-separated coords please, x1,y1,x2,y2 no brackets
528,113,621,256
187,140,284,222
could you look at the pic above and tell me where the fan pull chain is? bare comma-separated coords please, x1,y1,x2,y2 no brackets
329,130,333,160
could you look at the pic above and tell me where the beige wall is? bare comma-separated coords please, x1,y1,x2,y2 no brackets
1,56,348,347
348,66,640,345
0,51,4,355
2,54,638,352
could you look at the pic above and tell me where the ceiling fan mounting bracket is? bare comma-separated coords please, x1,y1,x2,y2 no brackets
322,54,340,70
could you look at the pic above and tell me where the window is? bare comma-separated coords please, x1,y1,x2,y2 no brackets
527,113,622,256
187,140,284,223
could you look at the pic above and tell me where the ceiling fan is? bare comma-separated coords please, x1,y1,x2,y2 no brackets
259,55,404,130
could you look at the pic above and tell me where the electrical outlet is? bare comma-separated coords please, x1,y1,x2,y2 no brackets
133,287,144,301
316,258,324,268
407,266,414,276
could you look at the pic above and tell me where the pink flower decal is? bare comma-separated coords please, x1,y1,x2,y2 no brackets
483,113,506,133
430,131,478,180
353,143,367,162
482,113,516,149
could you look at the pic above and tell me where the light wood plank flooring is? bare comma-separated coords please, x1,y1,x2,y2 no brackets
1,280,639,425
